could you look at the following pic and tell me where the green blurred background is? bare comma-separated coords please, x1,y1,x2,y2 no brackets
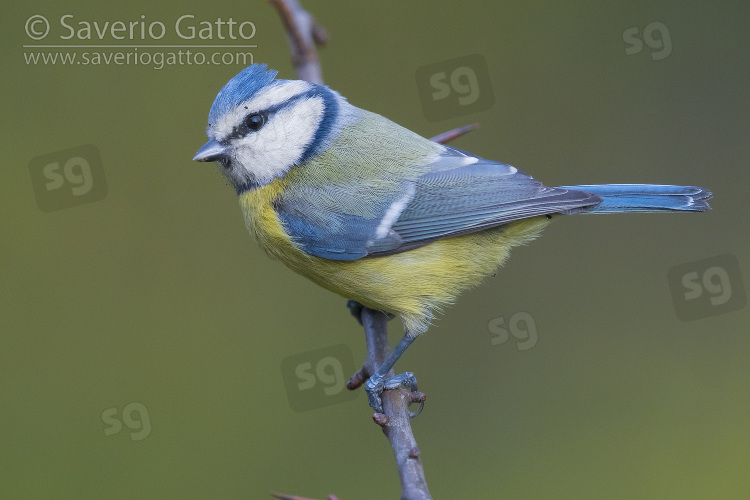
2,1,749,498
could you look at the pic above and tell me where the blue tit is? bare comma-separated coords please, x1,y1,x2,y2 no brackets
194,64,712,411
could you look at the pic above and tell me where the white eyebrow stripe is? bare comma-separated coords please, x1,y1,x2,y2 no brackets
209,80,312,140
376,183,416,238
243,80,311,112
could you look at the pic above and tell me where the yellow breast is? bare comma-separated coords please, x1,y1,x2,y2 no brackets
239,180,551,335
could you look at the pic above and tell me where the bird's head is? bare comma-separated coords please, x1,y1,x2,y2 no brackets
193,64,350,193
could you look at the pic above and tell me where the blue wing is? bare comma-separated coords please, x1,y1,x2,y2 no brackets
275,146,602,260
387,147,602,253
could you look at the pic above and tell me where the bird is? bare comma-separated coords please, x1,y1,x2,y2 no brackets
193,63,712,412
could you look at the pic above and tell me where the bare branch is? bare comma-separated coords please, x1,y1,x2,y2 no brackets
377,388,430,500
359,308,432,500
430,123,480,144
268,0,327,84
271,493,339,500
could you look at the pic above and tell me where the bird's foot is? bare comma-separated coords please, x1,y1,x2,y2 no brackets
365,372,424,418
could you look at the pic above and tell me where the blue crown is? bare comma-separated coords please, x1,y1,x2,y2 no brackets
208,64,279,124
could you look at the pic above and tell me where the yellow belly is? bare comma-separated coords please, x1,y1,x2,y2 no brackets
239,182,551,335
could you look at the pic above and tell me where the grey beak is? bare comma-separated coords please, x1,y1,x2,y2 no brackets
193,139,228,162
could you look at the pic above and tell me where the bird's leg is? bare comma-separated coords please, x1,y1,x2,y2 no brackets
347,300,394,326
346,302,396,390
365,333,423,417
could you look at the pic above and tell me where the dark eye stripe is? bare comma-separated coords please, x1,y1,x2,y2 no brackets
224,87,334,147
224,110,269,140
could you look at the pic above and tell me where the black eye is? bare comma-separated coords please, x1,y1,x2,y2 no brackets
245,113,266,131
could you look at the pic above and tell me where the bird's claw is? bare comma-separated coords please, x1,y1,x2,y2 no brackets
365,376,385,412
365,372,423,418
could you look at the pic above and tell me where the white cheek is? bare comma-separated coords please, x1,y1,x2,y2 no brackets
234,97,323,182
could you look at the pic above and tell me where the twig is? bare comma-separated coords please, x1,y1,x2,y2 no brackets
430,123,480,144
271,493,339,500
354,307,432,499
268,0,327,84
374,387,429,500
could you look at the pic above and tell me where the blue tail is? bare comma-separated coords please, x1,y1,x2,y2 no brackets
556,184,712,213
